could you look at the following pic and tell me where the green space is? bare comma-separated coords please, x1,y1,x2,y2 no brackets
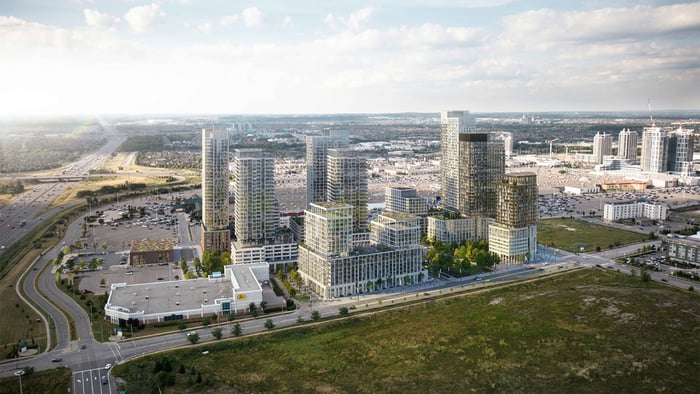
112,270,700,393
538,218,650,253
0,367,71,394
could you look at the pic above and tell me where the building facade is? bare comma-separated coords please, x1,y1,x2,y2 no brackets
297,202,426,300
618,129,638,161
603,200,668,222
326,148,369,233
232,148,279,246
667,127,695,174
488,173,538,263
640,127,667,173
305,130,349,207
384,187,428,216
201,128,231,253
457,133,505,216
440,110,475,211
667,237,700,267
593,132,613,164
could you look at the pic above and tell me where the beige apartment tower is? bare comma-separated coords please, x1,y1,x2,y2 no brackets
305,130,349,207
326,148,368,233
201,128,231,253
232,148,279,246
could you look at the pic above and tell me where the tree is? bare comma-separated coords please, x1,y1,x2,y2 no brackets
99,278,106,286
296,315,304,324
231,323,242,336
338,307,349,316
264,319,275,330
260,300,268,312
177,322,187,331
249,302,258,317
311,310,321,322
211,328,222,340
417,272,425,283
187,332,199,344
202,317,211,327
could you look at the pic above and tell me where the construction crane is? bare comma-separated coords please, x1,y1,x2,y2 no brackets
547,138,559,159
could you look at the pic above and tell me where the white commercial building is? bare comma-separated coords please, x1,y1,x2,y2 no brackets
603,200,668,222
105,264,276,324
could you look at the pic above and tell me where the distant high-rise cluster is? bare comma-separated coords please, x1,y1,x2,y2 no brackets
434,110,536,263
298,131,425,300
201,128,231,254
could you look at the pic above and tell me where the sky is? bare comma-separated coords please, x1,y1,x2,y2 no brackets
1,0,699,116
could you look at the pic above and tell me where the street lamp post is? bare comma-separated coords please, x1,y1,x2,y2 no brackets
14,370,24,394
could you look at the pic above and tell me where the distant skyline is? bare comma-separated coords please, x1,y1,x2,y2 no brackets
1,1,698,116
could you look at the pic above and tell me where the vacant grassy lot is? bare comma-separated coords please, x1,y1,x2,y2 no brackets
0,367,71,394
113,270,700,394
538,217,649,252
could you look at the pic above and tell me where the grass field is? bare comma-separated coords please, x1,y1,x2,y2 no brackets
538,218,650,252
112,269,700,394
0,244,50,357
0,367,71,394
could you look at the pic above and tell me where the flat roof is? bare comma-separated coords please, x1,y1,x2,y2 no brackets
130,239,176,253
108,278,233,315
230,265,260,293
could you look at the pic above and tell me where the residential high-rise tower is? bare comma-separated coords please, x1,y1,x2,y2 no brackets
488,172,538,263
326,148,368,233
618,129,638,161
232,148,279,246
593,132,613,164
440,110,475,211
201,128,231,253
306,130,349,207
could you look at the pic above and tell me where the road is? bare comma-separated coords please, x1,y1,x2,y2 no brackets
0,120,126,256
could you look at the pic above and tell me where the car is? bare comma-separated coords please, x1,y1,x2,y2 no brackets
105,363,112,369
80,344,86,349
187,331,197,336
125,271,134,275
51,358,62,362
661,278,668,282
102,376,108,385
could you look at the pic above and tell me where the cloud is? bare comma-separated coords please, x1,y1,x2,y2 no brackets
83,9,120,30
124,3,165,33
197,22,212,35
500,2,700,49
283,16,291,27
242,7,263,27
325,7,374,31
220,15,239,27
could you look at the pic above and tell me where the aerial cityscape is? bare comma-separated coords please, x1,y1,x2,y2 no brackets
1,1,699,393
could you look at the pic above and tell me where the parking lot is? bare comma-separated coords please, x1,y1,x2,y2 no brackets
63,193,201,293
